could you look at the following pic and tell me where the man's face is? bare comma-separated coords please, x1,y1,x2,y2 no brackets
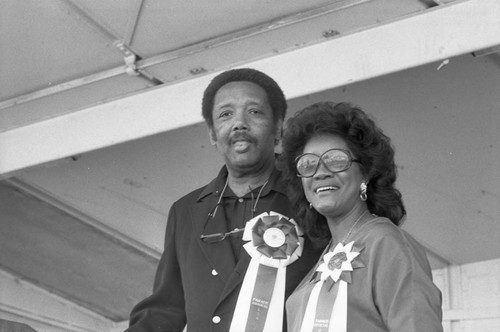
209,81,281,174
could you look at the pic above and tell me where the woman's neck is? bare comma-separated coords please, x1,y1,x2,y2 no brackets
327,205,370,245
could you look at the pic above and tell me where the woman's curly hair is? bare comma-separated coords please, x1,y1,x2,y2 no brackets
278,102,406,240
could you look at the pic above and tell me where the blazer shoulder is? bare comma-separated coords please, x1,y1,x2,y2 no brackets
173,184,209,208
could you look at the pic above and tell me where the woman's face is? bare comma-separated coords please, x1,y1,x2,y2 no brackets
301,134,365,221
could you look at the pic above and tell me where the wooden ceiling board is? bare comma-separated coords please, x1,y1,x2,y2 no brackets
0,0,123,100
130,0,343,55
0,181,158,321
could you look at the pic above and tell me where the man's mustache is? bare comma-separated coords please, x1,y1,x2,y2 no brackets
229,132,256,144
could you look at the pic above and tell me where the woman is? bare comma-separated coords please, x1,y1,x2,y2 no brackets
279,102,443,331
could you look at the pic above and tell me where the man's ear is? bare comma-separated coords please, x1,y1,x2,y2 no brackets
208,127,217,146
274,119,284,146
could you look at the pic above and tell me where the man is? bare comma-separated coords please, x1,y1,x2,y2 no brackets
127,68,324,331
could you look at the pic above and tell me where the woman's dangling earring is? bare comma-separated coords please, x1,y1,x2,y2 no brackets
309,202,313,209
360,182,367,201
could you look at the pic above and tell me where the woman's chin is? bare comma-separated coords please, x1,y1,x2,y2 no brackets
314,203,337,217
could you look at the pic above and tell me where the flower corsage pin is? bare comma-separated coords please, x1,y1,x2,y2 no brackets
300,241,364,332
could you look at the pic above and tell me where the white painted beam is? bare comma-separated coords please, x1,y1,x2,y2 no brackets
443,307,500,321
1,0,499,176
0,269,115,332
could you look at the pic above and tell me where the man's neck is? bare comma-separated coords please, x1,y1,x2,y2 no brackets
226,161,275,197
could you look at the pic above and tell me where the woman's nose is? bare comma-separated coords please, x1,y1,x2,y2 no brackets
313,160,333,178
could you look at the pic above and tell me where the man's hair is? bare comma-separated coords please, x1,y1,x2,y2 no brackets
201,68,287,128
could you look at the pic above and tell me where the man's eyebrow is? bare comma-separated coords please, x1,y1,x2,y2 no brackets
245,100,265,107
214,100,265,109
214,102,233,109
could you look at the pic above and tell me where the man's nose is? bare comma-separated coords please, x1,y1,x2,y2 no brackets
232,111,249,130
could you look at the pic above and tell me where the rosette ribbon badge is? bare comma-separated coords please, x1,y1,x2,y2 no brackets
230,211,304,332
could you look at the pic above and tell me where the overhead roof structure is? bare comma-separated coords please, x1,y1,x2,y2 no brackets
0,0,499,328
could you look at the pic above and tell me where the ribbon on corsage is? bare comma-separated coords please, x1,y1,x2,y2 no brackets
230,211,304,332
300,241,364,332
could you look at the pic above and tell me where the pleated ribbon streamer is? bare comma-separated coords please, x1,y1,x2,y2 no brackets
299,242,363,332
230,212,304,332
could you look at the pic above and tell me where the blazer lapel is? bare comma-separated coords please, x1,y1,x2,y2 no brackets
190,167,254,309
191,195,237,283
190,194,251,306
218,248,251,302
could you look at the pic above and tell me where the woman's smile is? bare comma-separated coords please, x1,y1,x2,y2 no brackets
314,185,339,193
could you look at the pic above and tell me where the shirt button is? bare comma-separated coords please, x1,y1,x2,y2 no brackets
212,316,221,324
211,269,218,276
238,198,244,203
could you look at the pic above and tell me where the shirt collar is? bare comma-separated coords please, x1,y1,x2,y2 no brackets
197,163,287,202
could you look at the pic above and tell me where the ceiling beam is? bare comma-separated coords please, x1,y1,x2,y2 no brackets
5,177,162,259
0,0,367,111
1,0,499,176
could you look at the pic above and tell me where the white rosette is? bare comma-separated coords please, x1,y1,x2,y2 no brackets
230,211,304,332
300,241,362,332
